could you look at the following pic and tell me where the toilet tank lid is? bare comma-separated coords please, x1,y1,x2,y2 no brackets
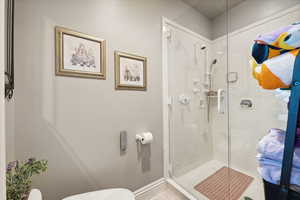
63,188,135,200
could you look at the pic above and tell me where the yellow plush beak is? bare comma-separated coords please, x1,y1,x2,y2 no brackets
277,32,294,50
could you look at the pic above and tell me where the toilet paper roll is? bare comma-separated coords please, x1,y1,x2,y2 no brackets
138,132,153,144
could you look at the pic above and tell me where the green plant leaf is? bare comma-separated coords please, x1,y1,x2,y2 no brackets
6,158,48,200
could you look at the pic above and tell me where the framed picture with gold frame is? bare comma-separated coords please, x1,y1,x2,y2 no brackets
55,26,106,79
114,51,147,91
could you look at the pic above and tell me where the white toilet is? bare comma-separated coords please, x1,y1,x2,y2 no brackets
28,189,43,200
63,188,135,200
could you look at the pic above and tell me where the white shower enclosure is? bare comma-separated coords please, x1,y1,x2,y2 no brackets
162,17,231,200
162,3,300,199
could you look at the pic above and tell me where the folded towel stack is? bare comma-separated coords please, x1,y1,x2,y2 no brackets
257,128,300,186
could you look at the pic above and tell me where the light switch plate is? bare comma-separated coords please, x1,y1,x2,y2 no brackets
120,131,127,152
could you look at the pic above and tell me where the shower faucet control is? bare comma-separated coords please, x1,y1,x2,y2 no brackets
217,89,225,114
178,94,191,105
240,99,253,109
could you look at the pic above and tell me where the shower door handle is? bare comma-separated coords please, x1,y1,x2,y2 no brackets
217,89,225,114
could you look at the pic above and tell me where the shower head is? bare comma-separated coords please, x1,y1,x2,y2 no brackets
209,59,218,74
200,45,206,50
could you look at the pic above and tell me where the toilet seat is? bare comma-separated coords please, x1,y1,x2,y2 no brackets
63,188,135,200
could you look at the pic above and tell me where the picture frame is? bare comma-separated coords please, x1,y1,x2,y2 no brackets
55,26,106,79
114,51,147,91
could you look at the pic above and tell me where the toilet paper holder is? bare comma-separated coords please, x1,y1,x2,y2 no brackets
136,135,144,143
136,132,153,144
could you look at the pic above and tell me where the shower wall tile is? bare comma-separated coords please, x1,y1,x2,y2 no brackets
211,7,300,176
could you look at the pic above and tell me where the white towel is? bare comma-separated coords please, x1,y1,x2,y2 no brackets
257,128,300,186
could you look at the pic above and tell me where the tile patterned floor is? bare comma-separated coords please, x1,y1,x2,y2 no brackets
148,188,187,200
135,183,188,200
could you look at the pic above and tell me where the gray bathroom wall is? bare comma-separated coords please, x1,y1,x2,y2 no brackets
212,0,300,39
12,0,211,200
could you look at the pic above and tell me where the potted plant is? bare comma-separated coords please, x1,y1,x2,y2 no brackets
6,158,48,200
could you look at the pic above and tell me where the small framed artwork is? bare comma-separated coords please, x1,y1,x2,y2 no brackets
55,26,106,79
114,51,147,91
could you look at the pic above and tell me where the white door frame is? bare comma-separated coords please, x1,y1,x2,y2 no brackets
161,17,171,179
0,0,6,199
161,18,211,200
162,17,211,179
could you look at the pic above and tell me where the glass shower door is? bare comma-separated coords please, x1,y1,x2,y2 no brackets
164,0,230,197
166,22,215,177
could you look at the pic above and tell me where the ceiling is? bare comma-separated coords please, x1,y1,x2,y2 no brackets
182,0,246,19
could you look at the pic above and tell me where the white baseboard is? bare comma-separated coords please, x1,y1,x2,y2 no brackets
134,178,196,200
166,178,197,200
134,178,166,197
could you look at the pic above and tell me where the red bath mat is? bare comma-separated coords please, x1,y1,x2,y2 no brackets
194,167,254,200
